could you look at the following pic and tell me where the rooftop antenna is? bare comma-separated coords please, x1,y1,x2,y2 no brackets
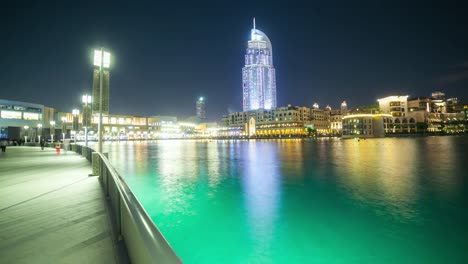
251,17,256,40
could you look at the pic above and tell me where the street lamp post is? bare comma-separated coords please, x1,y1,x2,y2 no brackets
23,126,29,143
37,123,43,143
94,49,110,153
50,121,55,142
61,116,66,142
82,95,92,147
72,109,80,144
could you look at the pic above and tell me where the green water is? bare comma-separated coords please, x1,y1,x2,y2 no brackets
105,137,468,263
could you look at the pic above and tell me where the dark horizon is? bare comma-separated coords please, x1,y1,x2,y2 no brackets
2,1,468,121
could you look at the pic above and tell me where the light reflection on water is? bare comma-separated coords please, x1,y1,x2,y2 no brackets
104,137,468,263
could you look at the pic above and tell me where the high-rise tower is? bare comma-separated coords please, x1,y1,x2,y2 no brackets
196,97,206,120
242,18,277,111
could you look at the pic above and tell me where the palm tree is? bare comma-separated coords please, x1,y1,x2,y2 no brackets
307,127,317,137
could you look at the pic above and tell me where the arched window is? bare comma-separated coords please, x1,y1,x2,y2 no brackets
409,118,415,123
395,118,401,124
402,118,408,123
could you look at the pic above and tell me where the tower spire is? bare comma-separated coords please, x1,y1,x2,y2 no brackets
253,17,256,31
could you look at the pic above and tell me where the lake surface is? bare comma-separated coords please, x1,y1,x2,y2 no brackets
103,136,468,263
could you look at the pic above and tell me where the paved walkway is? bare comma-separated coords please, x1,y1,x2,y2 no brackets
0,146,126,264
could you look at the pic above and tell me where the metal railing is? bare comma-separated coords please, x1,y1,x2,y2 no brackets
77,145,181,264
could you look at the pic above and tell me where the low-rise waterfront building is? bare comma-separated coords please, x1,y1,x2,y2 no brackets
220,103,351,137
310,108,330,134
0,99,46,141
379,92,467,134
377,95,409,117
342,114,391,138
221,105,312,137
330,110,343,135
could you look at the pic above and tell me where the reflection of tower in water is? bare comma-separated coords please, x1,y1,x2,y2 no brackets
241,141,281,253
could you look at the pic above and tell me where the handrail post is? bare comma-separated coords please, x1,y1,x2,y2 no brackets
116,191,122,240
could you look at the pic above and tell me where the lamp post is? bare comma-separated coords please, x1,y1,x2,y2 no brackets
72,109,80,143
61,116,66,142
23,125,29,143
37,123,43,143
82,95,92,147
94,48,110,153
50,121,56,142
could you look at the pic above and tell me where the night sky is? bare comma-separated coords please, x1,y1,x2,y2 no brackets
1,1,467,121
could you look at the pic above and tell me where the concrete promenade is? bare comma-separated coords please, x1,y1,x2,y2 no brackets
0,146,126,263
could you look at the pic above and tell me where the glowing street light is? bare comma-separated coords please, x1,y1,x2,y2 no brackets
94,50,111,68
72,109,80,143
37,123,43,143
61,116,66,141
82,94,92,147
23,125,29,143
50,121,56,142
94,49,111,153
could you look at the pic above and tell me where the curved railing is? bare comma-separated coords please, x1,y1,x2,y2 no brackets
77,145,181,263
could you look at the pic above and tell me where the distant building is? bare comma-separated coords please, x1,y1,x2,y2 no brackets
431,91,445,100
407,97,431,112
341,101,348,113
221,105,311,137
242,18,277,111
378,92,468,134
342,114,391,138
330,110,343,135
0,99,45,140
430,92,447,113
310,107,330,134
446,98,459,113
377,95,409,117
196,97,206,120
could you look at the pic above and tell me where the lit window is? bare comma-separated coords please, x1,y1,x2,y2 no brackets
23,112,40,120
1,110,22,119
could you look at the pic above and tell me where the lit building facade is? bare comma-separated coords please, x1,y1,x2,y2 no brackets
311,108,331,134
341,101,348,113
0,99,45,140
330,110,343,135
196,97,206,120
242,19,277,111
342,114,391,138
377,95,409,117
378,92,467,134
221,105,319,137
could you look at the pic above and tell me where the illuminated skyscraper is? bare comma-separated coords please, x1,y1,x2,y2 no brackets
196,97,206,120
242,18,277,111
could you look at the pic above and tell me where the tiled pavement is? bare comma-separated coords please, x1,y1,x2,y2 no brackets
0,146,127,264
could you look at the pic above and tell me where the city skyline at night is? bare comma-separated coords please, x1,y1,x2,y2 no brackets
2,2,468,264
1,1,468,121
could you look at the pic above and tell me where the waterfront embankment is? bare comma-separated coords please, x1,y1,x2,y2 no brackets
0,146,128,263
